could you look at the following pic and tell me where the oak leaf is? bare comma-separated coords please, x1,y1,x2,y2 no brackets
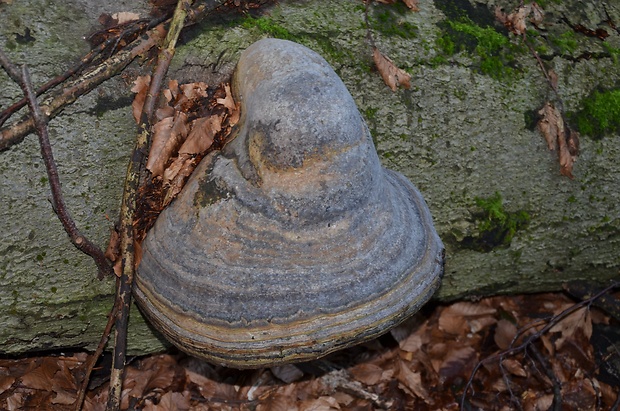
373,47,411,91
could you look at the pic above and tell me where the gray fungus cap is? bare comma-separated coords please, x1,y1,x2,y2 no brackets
134,38,444,368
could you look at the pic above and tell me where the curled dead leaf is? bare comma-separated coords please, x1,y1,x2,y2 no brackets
495,3,544,36
147,113,190,177
402,0,419,11
178,115,221,155
130,75,151,123
373,47,411,91
537,101,579,178
397,361,430,402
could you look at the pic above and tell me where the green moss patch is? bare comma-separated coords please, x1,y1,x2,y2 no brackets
461,192,530,252
240,15,294,40
369,2,418,39
434,17,520,80
570,88,620,139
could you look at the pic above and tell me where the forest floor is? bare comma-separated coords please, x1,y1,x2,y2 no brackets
1,289,619,411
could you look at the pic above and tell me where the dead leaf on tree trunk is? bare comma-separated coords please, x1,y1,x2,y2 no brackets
537,101,579,178
402,0,419,11
130,75,151,123
495,3,545,35
373,47,411,91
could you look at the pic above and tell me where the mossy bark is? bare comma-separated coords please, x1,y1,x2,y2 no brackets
0,0,618,355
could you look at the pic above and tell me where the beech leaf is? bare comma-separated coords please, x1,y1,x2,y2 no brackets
178,115,221,155
373,47,411,91
147,112,190,177
130,75,151,123
537,101,579,178
402,0,419,11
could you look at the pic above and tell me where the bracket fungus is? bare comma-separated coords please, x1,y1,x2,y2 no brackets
134,38,444,368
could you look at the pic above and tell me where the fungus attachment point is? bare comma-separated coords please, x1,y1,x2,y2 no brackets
134,39,444,368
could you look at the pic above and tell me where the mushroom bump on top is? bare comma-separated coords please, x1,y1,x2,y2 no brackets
134,38,444,368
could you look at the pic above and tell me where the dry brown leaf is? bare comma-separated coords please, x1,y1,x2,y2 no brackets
559,128,579,178
299,396,340,411
438,302,496,335
104,227,120,262
549,305,592,350
537,101,579,178
6,392,24,411
162,154,198,205
147,113,190,177
494,319,518,350
495,4,534,36
397,361,430,401
0,375,15,394
496,3,544,35
402,0,419,11
180,81,209,101
349,363,383,386
217,83,240,126
130,75,151,123
256,393,299,411
178,115,221,155
398,332,425,353
548,69,558,90
538,102,562,150
20,358,59,390
143,391,191,411
373,47,411,91
156,106,175,121
270,364,304,384
163,79,180,103
501,358,527,377
111,12,140,25
216,83,236,111
530,3,545,26
438,346,477,384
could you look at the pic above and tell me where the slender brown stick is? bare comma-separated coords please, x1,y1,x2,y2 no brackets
106,2,193,410
13,64,112,278
73,291,120,411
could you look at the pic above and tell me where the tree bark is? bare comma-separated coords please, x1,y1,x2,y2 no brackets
0,0,618,355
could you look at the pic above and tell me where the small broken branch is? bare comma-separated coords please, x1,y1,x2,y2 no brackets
74,294,120,411
0,51,113,278
21,66,113,278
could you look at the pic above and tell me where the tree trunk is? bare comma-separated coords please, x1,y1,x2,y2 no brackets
0,0,618,355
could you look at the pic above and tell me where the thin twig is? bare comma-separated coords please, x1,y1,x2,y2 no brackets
11,63,112,278
527,343,562,411
106,1,193,410
74,292,120,411
0,48,23,83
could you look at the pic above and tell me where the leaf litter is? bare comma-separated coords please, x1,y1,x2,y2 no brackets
1,292,618,410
